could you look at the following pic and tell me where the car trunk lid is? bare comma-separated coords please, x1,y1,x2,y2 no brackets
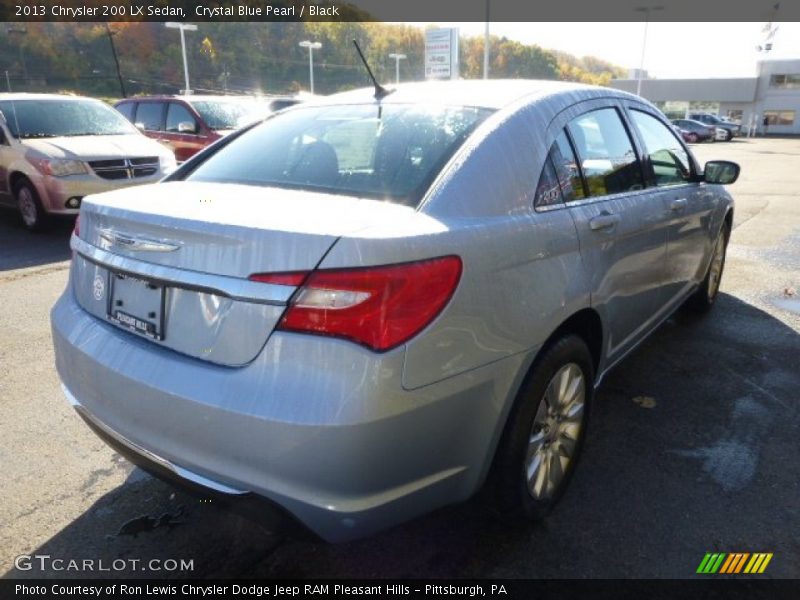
72,181,415,366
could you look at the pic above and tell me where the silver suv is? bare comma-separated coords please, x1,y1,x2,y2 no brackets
688,112,741,141
51,81,739,541
0,94,176,230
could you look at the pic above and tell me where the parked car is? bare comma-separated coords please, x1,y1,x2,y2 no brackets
114,95,300,162
672,118,716,143
688,112,740,141
672,123,694,143
0,94,176,231
52,80,738,542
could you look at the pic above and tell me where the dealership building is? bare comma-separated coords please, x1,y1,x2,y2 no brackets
611,58,800,135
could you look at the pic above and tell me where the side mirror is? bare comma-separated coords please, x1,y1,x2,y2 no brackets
704,160,740,185
177,121,197,134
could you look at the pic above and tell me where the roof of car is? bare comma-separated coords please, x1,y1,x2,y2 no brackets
0,93,97,102
316,79,636,110
119,94,292,103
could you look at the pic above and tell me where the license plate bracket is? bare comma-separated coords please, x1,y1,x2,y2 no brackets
107,271,166,341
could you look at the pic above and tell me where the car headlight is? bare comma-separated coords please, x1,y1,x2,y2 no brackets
33,158,88,177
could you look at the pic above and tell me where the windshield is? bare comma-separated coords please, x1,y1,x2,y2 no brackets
190,99,270,130
183,103,493,206
0,99,138,139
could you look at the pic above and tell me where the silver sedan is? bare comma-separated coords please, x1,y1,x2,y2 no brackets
51,80,738,541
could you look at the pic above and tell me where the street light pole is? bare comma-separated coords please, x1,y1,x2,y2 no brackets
388,53,407,84
299,41,322,94
483,0,490,79
165,22,198,95
634,5,663,96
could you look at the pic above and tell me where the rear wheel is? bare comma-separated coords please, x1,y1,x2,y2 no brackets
491,335,594,520
687,132,698,143
685,224,729,313
15,179,48,232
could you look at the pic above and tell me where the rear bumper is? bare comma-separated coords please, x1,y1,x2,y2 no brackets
51,283,528,542
66,385,303,535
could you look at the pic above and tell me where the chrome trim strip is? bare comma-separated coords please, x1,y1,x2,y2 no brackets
71,235,293,306
61,384,249,496
98,228,181,253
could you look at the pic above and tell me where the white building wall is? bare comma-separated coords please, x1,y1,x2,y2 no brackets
753,59,800,135
610,59,800,135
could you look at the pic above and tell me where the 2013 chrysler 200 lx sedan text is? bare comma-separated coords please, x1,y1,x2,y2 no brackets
51,80,739,542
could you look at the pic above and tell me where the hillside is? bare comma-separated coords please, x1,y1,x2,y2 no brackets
0,22,625,97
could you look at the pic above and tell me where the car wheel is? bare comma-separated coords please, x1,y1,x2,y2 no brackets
725,130,733,142
685,224,729,313
688,132,698,143
491,335,594,521
15,179,48,232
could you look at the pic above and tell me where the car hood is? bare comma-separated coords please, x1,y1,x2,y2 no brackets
22,134,171,160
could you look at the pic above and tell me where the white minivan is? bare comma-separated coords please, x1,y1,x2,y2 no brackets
0,94,176,230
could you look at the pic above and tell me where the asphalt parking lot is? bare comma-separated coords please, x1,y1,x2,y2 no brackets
1,137,798,580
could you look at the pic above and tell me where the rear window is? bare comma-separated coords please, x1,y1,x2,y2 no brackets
183,103,493,206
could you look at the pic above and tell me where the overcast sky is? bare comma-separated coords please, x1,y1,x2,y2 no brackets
406,22,800,79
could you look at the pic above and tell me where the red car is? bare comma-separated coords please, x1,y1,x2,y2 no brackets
114,95,299,162
671,118,716,144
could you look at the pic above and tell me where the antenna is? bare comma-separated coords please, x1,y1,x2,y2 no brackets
352,40,393,100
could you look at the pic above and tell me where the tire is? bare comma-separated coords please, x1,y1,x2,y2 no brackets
687,132,698,143
491,335,594,521
725,130,733,142
685,223,730,313
14,178,48,232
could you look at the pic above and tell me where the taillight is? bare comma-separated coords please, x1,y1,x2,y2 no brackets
248,271,307,286
252,256,462,352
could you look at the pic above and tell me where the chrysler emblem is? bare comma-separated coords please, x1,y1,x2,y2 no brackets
93,275,105,301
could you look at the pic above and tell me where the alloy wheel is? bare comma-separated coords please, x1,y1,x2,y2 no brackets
524,362,586,500
708,233,726,300
18,186,38,228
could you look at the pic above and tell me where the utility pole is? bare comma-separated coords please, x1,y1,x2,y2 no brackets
105,23,126,98
7,27,28,84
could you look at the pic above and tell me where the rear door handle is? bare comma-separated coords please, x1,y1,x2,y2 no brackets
589,212,620,231
669,198,688,211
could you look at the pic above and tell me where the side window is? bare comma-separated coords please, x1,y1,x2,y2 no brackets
135,102,165,132
535,130,587,208
567,108,644,197
534,157,563,208
630,110,691,186
551,131,585,202
166,103,198,133
115,102,135,123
